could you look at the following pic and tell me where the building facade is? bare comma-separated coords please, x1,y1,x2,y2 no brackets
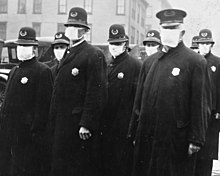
0,0,171,45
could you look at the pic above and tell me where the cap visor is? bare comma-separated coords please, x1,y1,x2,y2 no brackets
14,39,38,46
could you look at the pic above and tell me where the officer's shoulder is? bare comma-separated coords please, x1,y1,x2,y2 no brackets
37,60,51,71
127,54,142,67
143,51,161,66
87,43,104,55
184,46,206,63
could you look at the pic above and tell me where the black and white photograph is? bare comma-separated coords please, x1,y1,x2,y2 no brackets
0,0,220,176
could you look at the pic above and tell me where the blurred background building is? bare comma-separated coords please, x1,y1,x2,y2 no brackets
0,0,171,45
0,0,220,55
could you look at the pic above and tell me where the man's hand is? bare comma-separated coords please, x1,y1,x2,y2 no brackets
79,127,92,140
188,143,200,155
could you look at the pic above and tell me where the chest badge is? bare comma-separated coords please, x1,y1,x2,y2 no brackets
117,72,124,79
21,77,28,84
211,66,216,72
72,68,79,76
172,67,180,76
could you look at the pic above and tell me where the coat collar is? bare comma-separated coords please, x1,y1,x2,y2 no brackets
159,41,185,60
58,40,88,69
110,51,128,66
18,57,37,68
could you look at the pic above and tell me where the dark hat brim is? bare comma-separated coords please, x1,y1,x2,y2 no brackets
64,21,90,29
190,46,199,49
197,38,215,44
107,38,128,43
14,39,39,46
143,38,161,45
52,39,70,45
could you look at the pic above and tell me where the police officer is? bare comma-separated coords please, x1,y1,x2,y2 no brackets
49,7,107,176
101,24,141,176
51,32,70,78
195,29,220,176
128,9,211,176
0,27,53,176
190,35,200,53
143,29,162,56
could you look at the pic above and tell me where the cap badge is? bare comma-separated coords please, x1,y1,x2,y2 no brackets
70,12,78,17
56,33,63,39
211,66,216,72
111,29,119,35
20,31,27,37
21,77,28,84
201,32,208,37
164,10,175,17
147,32,154,37
72,68,79,76
117,72,124,79
172,67,180,76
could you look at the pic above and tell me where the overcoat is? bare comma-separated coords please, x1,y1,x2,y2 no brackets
128,42,211,176
102,51,141,176
49,41,107,176
197,52,220,160
0,58,53,176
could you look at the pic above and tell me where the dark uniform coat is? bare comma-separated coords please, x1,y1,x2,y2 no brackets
128,42,211,176
0,58,53,176
197,52,220,160
49,41,107,176
102,52,141,176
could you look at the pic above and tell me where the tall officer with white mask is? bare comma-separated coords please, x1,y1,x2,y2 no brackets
0,27,53,176
101,24,142,176
49,7,107,176
128,9,211,176
195,29,220,176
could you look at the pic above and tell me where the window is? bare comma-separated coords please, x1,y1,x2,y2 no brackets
85,24,92,43
84,0,93,14
141,33,144,44
33,0,42,14
141,7,146,27
0,0,7,13
145,24,152,33
116,0,125,15
131,26,135,44
136,30,139,44
18,0,26,14
32,22,41,37
57,23,65,32
146,6,152,18
58,0,67,14
137,4,140,23
131,0,136,20
0,22,6,40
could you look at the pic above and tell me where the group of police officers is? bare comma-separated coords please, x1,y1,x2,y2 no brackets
0,5,219,176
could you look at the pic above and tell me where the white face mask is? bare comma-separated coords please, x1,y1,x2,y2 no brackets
65,27,84,41
17,46,34,61
145,45,159,56
54,48,66,61
109,43,126,58
160,28,181,48
198,43,212,56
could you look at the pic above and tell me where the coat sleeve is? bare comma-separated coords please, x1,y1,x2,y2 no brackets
79,50,107,132
31,66,53,137
188,59,211,146
127,62,146,140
